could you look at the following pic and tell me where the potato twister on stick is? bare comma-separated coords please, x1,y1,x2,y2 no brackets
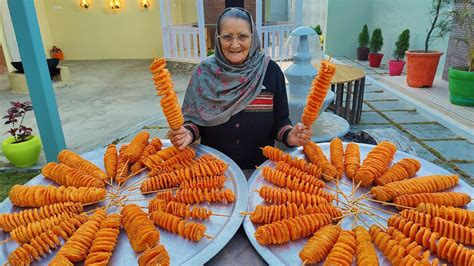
261,166,325,194
103,144,118,180
354,141,397,187
150,58,184,130
249,203,341,224
386,227,430,261
155,191,175,202
58,150,107,182
344,142,360,179
131,138,163,173
393,192,470,209
53,208,107,263
299,224,340,264
148,198,168,213
148,151,215,177
370,174,460,202
401,209,474,245
254,213,332,245
150,210,207,241
139,244,170,266
388,215,474,266
330,137,344,178
274,161,322,184
84,214,121,266
144,146,181,169
7,211,88,266
122,204,160,252
353,226,379,266
42,162,104,188
257,186,332,205
49,255,74,266
262,146,321,177
10,212,85,245
179,175,226,190
175,188,235,204
303,142,337,180
0,202,83,232
375,158,421,186
124,131,149,163
165,201,213,220
369,225,426,265
9,185,106,207
115,144,130,184
8,231,62,266
301,60,336,127
416,203,474,227
140,171,180,193
323,229,356,266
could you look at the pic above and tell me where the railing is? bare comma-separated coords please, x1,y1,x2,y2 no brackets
162,26,204,62
261,23,296,61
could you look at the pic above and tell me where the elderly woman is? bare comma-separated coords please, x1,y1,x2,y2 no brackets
169,7,312,170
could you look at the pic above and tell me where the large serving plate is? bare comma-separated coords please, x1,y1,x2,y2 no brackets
0,141,248,265
243,142,474,265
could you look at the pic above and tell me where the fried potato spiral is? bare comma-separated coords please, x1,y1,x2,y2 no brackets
249,203,341,224
84,214,121,266
138,244,170,266
150,210,207,241
416,203,474,227
257,186,331,205
375,158,421,186
323,229,356,266
344,142,360,179
124,131,149,163
58,150,107,182
122,204,160,252
303,142,337,180
354,141,397,187
299,224,341,264
261,146,321,177
330,137,344,178
353,226,379,266
261,166,325,194
42,162,104,188
103,144,118,180
393,192,470,209
175,188,235,204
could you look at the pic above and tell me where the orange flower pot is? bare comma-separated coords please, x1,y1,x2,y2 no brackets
405,50,443,88
51,52,64,60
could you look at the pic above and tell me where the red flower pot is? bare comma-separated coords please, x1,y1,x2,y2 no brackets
368,53,383,67
388,60,406,76
405,50,443,88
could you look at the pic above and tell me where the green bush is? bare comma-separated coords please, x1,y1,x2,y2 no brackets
393,29,410,60
370,28,383,53
358,24,369,48
312,24,323,35
207,50,215,56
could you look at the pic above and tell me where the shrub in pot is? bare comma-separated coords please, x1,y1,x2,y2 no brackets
448,0,474,106
368,28,384,67
356,24,370,61
1,101,42,167
406,0,451,88
389,29,410,76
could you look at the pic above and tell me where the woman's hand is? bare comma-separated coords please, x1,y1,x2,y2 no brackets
168,126,193,150
287,123,313,147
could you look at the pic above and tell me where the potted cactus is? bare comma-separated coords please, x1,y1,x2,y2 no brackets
405,0,450,87
389,29,410,76
448,0,473,106
356,25,370,61
368,28,384,67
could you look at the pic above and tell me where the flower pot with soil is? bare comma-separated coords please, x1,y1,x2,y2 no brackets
389,29,410,76
356,24,370,61
368,28,383,67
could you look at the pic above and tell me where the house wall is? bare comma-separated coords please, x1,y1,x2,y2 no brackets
326,0,450,74
301,0,327,38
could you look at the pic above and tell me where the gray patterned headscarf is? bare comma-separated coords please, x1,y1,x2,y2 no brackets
182,7,270,126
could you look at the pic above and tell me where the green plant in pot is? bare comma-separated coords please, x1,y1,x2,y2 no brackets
368,28,384,67
448,0,473,106
405,0,451,87
356,24,370,61
2,101,42,167
389,29,410,76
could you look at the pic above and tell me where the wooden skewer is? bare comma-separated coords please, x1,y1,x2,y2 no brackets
82,199,106,207
0,238,12,245
141,187,178,195
361,210,386,229
350,180,363,198
204,234,214,240
357,201,398,216
240,212,253,216
363,197,415,210
211,213,230,217
359,206,388,222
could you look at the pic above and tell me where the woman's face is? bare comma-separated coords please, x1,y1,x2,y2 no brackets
219,17,252,65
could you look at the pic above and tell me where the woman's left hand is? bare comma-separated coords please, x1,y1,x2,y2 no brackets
287,123,313,147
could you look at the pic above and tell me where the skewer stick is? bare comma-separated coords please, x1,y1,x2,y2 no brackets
211,213,230,217
116,159,130,190
363,197,415,210
361,210,386,229
121,175,149,192
357,201,398,216
0,238,12,245
82,199,106,207
240,212,253,216
350,181,363,198
141,187,178,195
359,206,388,222
324,174,350,186
204,234,214,240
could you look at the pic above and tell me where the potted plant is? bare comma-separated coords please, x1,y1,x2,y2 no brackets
448,0,473,106
50,46,64,60
2,101,42,167
312,24,324,50
389,29,410,76
368,28,384,67
357,24,370,61
405,0,451,87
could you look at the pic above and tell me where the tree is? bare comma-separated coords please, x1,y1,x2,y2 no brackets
358,24,369,48
370,28,383,54
425,0,452,52
393,29,410,61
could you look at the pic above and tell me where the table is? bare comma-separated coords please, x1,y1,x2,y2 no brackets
314,61,366,125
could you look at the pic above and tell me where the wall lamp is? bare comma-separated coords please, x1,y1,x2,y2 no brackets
80,0,91,9
140,0,151,8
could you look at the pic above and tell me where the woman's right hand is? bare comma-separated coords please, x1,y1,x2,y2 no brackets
168,126,193,150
